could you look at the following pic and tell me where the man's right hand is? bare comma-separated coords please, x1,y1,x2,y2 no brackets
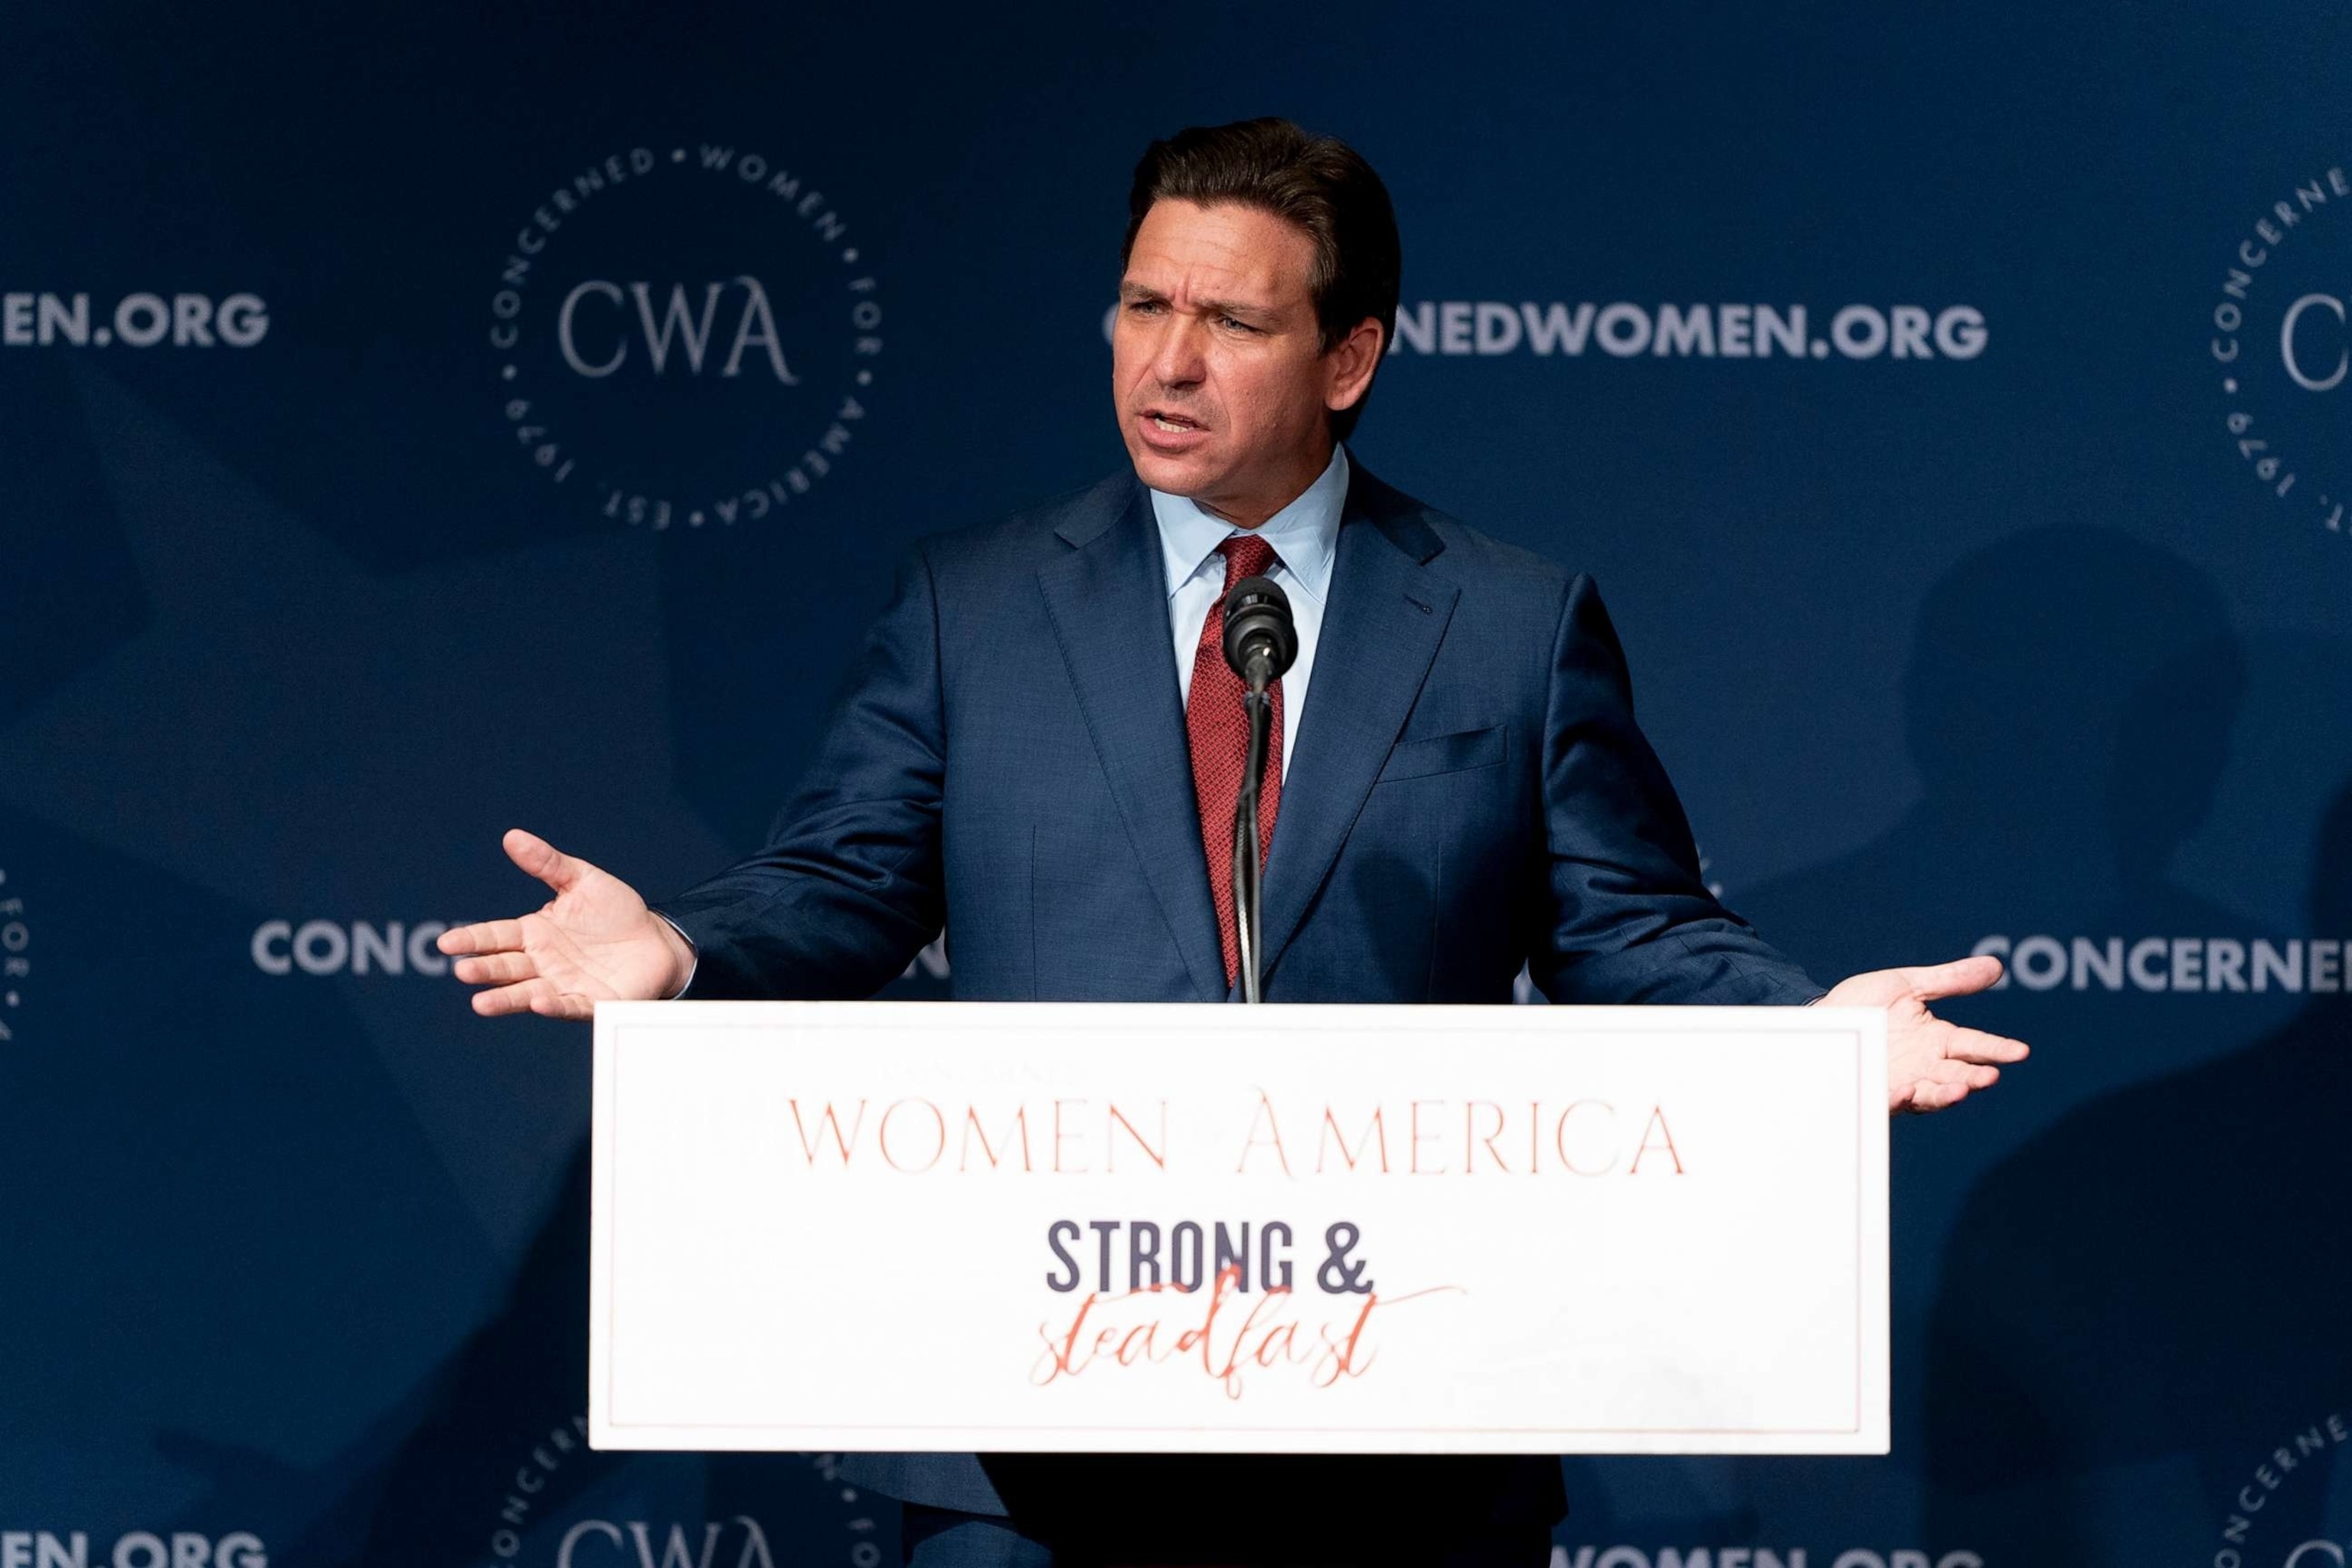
437,829,694,1020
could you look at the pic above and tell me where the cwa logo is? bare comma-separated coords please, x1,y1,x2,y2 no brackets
0,864,27,1042
483,1414,884,1568
0,292,267,350
488,143,883,532
553,1521,774,1568
2207,162,2352,541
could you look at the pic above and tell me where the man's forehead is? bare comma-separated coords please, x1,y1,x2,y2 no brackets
1122,201,1314,309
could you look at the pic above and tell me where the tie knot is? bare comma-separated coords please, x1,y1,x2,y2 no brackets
1218,532,1279,583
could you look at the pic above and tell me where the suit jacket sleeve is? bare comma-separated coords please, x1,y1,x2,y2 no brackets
647,544,946,998
1528,573,1826,1006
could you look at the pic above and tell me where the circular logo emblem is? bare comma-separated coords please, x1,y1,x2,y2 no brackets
2208,163,2352,542
480,1416,884,1568
0,864,28,1044
487,144,882,531
2209,1409,2352,1567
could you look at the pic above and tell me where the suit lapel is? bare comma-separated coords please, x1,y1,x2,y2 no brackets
1036,477,1229,1002
1258,468,1459,982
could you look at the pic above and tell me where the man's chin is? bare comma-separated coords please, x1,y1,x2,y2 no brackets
1124,442,1223,498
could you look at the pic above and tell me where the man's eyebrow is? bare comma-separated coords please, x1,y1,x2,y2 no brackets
1116,281,1279,321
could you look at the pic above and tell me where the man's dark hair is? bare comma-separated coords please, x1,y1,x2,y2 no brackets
1122,117,1401,443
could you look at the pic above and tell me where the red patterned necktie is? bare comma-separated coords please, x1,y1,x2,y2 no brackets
1187,533,1285,989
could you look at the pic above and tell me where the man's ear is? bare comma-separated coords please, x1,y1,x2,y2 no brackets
1324,316,1387,413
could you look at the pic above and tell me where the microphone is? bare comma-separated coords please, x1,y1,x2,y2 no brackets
1221,575,1298,693
1218,573,1294,1005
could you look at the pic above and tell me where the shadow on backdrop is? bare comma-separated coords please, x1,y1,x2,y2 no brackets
1556,528,2286,1543
1740,522,2264,1108
1733,524,2283,1239
270,1135,891,1568
239,963,962,1563
1920,774,2352,1563
1733,526,2278,1289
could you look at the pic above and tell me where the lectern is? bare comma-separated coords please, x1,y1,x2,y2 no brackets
588,1001,1888,1456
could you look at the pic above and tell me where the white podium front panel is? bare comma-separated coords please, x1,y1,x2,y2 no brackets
588,1001,1887,1455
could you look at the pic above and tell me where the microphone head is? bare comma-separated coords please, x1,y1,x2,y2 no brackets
1222,574,1298,684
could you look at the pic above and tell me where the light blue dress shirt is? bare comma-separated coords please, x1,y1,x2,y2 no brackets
1149,441,1349,773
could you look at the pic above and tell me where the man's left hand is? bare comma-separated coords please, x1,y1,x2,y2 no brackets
1818,954,2030,1115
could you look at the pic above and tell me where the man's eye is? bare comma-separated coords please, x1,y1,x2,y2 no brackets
1220,315,1255,332
1127,300,1163,315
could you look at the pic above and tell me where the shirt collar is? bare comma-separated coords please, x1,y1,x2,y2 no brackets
1148,443,1349,609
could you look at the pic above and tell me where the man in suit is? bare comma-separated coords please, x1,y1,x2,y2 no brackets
440,118,2027,1568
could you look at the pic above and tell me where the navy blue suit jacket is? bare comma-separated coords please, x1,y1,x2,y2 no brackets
652,456,1824,1525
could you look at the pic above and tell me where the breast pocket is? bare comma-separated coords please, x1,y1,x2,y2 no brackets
1374,723,1508,785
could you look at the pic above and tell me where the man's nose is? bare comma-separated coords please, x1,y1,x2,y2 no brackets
1151,315,1207,386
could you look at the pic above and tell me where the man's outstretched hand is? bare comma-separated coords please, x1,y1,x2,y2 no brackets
1820,954,2030,1114
437,829,694,1021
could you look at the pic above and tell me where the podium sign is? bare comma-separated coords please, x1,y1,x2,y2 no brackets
589,1001,1888,1455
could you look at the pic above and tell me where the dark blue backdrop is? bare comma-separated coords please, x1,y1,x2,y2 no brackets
4,4,2348,1566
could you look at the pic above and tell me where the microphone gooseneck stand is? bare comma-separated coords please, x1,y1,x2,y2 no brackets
1233,676,1276,1004
1220,571,1297,1005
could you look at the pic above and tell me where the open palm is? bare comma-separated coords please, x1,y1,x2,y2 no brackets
436,829,688,1021
1821,953,2030,1114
